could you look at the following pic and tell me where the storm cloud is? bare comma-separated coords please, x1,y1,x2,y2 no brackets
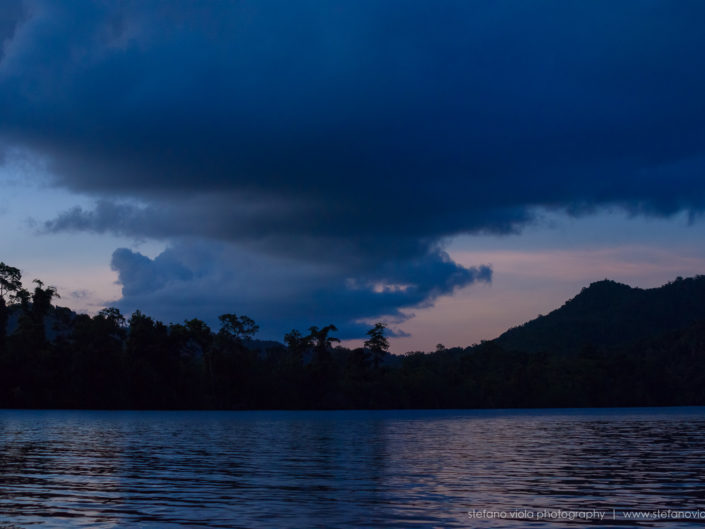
109,242,491,338
2,1,705,336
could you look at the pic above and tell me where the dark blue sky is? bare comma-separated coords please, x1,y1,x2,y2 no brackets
1,1,705,346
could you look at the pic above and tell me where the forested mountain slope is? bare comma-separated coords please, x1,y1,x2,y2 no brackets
495,276,705,354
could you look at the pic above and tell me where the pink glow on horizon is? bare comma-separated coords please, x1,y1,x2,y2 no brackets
351,245,705,354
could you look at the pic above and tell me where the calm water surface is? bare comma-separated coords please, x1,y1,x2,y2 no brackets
1,408,705,528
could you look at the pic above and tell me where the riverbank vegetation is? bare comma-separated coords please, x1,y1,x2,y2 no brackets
2,262,705,409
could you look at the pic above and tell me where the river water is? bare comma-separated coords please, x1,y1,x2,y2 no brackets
1,408,704,528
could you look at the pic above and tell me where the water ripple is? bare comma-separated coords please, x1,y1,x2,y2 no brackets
1,408,705,527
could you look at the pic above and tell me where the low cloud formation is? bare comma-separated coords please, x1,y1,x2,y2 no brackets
2,1,705,333
110,242,491,338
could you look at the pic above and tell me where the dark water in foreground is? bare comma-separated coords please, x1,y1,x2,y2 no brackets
1,408,705,528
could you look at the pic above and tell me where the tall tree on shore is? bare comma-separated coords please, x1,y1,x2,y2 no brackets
14,279,60,349
364,322,390,370
0,262,23,302
0,262,24,352
308,324,340,367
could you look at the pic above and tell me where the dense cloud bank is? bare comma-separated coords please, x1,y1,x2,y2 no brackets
2,1,704,335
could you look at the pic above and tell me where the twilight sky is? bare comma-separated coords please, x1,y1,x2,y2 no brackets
1,1,705,352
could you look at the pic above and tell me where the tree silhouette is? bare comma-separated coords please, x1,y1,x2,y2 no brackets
284,328,312,366
13,278,60,350
308,324,340,366
218,313,259,342
0,262,23,354
364,322,389,370
98,307,126,329
184,318,213,353
0,262,23,302
126,310,175,408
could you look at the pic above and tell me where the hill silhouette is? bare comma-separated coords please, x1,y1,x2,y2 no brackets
495,276,705,354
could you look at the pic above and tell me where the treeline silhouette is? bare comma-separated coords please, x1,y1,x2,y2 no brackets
2,261,705,410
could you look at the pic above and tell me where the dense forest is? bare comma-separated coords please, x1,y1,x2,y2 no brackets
2,261,705,410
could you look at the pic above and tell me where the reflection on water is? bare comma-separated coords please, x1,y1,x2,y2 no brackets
1,408,705,528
